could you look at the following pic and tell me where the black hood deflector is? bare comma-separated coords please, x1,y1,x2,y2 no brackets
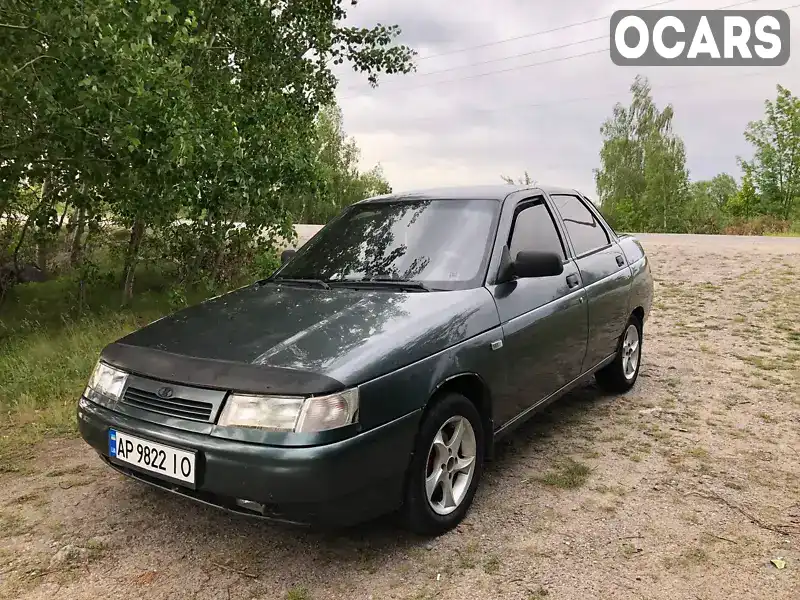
100,343,346,396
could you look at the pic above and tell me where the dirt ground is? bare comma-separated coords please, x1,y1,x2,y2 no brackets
1,234,798,600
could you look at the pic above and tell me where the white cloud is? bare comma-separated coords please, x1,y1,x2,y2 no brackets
336,0,800,195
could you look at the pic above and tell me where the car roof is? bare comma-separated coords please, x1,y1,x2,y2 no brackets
358,184,583,204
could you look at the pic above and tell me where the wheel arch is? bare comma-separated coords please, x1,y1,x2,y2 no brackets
428,372,494,458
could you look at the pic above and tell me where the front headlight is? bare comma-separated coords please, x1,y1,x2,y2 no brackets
84,361,128,402
218,388,359,433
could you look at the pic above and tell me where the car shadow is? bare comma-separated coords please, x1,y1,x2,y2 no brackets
488,379,613,469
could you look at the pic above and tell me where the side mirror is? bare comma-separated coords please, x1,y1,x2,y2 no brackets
280,249,296,265
513,251,564,279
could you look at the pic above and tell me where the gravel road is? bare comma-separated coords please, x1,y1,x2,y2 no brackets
1,234,798,600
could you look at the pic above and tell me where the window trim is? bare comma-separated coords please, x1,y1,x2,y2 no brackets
507,196,569,263
576,193,618,242
548,193,612,259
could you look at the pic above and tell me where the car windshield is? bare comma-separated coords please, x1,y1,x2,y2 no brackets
276,199,500,290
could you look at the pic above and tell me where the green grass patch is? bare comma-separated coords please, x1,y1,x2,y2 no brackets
534,458,592,489
766,230,800,237
733,354,782,371
285,586,311,600
0,267,209,463
686,446,710,460
483,555,501,574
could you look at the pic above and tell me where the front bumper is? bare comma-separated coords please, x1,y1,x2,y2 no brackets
77,398,421,527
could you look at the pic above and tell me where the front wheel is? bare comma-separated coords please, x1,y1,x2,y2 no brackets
402,393,484,536
595,314,643,393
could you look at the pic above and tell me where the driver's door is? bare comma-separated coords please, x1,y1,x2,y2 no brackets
488,197,588,429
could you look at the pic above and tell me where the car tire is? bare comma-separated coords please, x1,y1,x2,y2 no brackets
402,392,484,536
595,313,643,393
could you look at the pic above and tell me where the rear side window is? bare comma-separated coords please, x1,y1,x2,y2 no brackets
508,200,565,260
551,194,610,256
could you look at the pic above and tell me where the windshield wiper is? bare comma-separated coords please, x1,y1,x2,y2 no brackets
330,278,433,292
268,277,331,290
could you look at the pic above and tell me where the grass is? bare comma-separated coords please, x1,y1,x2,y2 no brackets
456,541,479,569
285,586,311,600
0,510,29,537
733,354,781,371
483,555,500,574
664,546,709,570
766,230,800,237
0,313,152,457
759,412,779,424
686,446,710,460
0,265,212,460
534,458,592,489
620,542,640,558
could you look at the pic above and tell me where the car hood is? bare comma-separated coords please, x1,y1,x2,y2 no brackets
106,282,499,392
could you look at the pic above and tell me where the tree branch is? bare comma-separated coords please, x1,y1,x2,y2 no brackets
0,22,48,37
686,490,797,536
13,55,63,76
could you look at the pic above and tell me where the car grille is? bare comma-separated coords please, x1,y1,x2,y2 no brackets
121,386,214,422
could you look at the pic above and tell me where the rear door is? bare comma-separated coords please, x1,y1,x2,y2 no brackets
488,196,588,428
548,193,632,372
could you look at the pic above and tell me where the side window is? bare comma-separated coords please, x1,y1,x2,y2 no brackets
508,200,565,260
551,194,610,256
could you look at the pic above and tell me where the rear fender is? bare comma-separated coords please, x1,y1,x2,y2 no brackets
617,236,653,322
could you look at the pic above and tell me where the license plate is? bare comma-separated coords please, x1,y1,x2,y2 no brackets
109,429,196,485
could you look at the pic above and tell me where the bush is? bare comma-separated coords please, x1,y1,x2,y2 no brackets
723,216,793,236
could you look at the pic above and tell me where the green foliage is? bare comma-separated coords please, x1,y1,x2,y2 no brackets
683,174,739,234
740,85,800,221
727,168,759,219
594,79,797,236
707,173,738,208
594,76,689,233
294,105,392,224
684,181,725,234
0,0,414,300
253,247,282,280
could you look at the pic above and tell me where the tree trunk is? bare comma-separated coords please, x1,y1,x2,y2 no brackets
35,177,51,274
12,213,32,273
69,207,86,266
121,220,145,305
36,242,48,274
57,201,70,229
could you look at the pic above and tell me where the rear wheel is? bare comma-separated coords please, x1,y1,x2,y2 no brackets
402,393,484,536
595,314,643,393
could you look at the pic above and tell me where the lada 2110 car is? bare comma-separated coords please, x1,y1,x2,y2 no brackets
78,185,653,535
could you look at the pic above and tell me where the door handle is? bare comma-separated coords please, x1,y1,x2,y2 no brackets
566,273,580,289
615,254,625,267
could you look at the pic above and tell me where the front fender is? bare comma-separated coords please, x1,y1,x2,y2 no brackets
356,327,506,431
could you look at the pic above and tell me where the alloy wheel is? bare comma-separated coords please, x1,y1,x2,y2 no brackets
425,415,477,516
622,324,640,380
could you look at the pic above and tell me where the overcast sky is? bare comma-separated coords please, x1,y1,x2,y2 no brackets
334,0,800,198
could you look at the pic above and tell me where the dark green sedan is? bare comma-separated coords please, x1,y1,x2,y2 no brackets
77,185,653,535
